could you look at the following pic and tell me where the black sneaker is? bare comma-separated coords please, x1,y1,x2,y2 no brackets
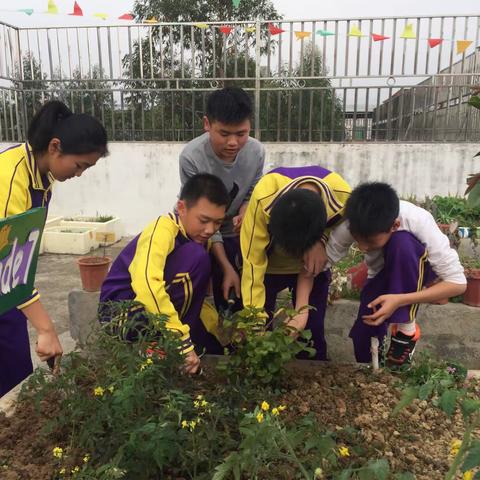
386,324,421,368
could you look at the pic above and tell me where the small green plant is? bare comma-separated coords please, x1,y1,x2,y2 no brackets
216,306,316,387
94,215,115,223
461,253,480,271
213,402,408,480
392,352,480,480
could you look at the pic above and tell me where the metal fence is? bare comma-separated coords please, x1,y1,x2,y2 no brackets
0,14,479,142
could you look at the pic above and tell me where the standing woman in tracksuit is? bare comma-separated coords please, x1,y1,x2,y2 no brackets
0,100,108,397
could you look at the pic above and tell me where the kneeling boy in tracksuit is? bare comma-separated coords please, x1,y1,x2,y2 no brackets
326,182,467,367
99,174,229,374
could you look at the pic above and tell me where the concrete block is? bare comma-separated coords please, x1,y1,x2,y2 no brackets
68,289,100,347
325,299,480,368
65,291,480,369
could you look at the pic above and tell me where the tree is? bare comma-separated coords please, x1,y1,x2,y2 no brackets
260,43,344,141
116,0,281,140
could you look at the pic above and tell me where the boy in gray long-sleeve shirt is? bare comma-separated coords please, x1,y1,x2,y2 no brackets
179,88,265,317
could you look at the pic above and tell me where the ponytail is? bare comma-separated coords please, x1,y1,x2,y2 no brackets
27,100,108,157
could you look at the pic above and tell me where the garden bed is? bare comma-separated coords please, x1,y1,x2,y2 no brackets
0,358,478,480
1,309,479,480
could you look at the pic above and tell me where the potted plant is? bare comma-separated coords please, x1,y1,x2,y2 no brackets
77,234,112,292
61,214,123,246
461,254,480,307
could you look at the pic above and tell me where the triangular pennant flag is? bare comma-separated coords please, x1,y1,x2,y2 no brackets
194,23,209,29
119,13,134,20
18,8,34,15
268,23,285,35
457,40,473,54
69,1,83,16
46,0,58,14
220,26,234,35
348,25,363,37
145,17,158,24
400,24,416,39
294,31,311,40
427,38,443,48
232,0,241,7
316,29,335,37
93,13,108,20
371,33,390,42
245,26,256,33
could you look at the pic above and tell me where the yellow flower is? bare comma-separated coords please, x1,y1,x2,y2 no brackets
261,401,270,411
450,439,462,456
83,454,90,463
94,386,105,396
52,447,63,458
193,400,200,408
256,412,264,423
314,467,324,479
59,468,66,475
190,420,197,430
181,420,189,429
201,399,208,407
463,471,474,480
271,408,279,416
277,405,287,411
146,358,153,365
338,446,350,457
107,386,114,393
196,394,204,400
71,465,80,474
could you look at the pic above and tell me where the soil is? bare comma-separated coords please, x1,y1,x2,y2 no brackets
77,256,111,265
0,364,477,480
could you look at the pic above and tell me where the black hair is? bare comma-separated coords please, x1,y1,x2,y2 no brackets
27,100,108,156
269,189,327,257
180,173,230,208
206,87,252,125
345,182,400,238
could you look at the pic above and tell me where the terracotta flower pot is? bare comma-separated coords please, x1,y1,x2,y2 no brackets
77,256,112,292
347,261,368,291
437,223,451,234
463,268,480,307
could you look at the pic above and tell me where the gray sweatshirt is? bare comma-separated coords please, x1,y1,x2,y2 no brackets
179,132,265,240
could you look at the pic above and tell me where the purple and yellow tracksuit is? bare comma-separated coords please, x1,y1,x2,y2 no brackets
241,166,351,360
100,213,222,354
0,143,54,397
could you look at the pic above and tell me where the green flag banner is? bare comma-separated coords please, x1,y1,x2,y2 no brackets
0,208,46,315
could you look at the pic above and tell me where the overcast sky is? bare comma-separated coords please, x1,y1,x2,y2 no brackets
1,0,479,27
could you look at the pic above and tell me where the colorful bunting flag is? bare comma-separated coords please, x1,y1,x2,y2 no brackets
348,25,363,37
427,38,443,48
69,1,83,16
232,0,241,7
118,13,134,21
245,26,256,33
316,29,335,37
220,26,233,35
457,40,473,54
93,13,107,20
371,33,389,42
400,24,416,39
294,31,311,40
145,17,158,24
46,0,58,14
268,23,285,35
194,23,209,29
18,8,34,15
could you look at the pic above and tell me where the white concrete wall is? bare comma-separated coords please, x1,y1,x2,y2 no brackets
3,142,479,235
